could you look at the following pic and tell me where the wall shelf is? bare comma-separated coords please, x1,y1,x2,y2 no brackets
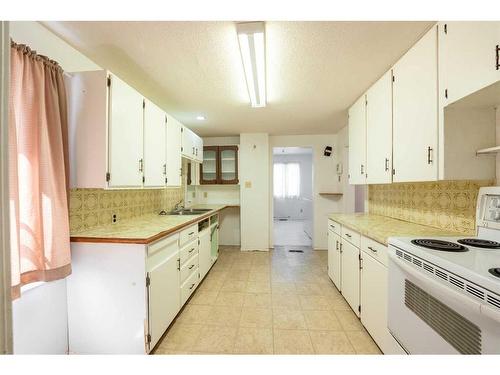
476,146,500,155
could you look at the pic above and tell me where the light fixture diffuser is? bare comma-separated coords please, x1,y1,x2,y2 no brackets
236,22,266,108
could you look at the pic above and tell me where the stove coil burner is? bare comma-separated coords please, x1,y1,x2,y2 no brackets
488,268,500,278
457,238,500,249
411,239,469,252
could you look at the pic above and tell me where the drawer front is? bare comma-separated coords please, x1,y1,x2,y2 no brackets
341,226,361,247
361,235,388,267
180,253,199,284
328,219,341,236
179,224,198,246
180,239,198,265
181,268,199,305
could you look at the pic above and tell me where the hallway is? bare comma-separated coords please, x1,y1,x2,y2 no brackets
273,220,312,247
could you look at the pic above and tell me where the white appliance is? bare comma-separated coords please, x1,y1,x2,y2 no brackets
388,186,500,354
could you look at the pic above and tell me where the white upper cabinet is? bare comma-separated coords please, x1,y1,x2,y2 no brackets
108,73,144,188
366,71,393,184
194,135,204,163
348,95,367,185
143,99,167,188
166,115,182,187
438,21,500,106
392,26,438,183
181,126,203,162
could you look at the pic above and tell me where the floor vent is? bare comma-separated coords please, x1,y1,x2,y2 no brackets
288,249,304,253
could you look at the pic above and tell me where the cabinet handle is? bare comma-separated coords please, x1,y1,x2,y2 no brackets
189,283,195,290
368,246,378,253
360,164,364,175
345,233,352,238
139,158,144,172
163,163,167,175
496,45,499,70
335,240,339,251
384,158,389,172
188,264,195,270
189,247,195,253
192,147,195,155
188,232,195,236
427,147,433,164
340,243,343,253
177,258,180,271
330,224,335,229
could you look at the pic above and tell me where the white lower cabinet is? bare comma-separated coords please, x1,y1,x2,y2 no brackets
327,219,406,354
198,228,212,280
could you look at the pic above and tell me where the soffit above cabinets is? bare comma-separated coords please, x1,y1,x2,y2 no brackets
42,21,434,136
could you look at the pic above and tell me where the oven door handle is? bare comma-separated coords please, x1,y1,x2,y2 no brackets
392,254,482,315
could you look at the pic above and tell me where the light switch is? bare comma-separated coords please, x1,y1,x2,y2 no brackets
245,181,252,188
204,192,208,198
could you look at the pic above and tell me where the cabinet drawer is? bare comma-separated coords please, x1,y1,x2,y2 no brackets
180,253,199,284
180,239,198,266
327,219,341,236
341,226,360,247
361,235,388,267
179,224,198,246
181,268,199,305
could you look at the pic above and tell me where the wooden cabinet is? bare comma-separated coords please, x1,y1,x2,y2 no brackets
393,26,438,182
146,235,180,349
198,228,211,280
348,95,366,184
438,21,500,106
166,115,182,187
143,99,167,187
341,239,360,317
366,70,393,184
328,228,342,291
107,74,144,188
200,145,239,185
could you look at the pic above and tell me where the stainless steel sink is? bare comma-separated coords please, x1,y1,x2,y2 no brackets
164,208,212,215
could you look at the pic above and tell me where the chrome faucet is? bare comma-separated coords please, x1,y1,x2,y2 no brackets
174,199,184,211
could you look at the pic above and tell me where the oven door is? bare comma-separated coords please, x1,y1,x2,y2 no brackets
388,248,500,354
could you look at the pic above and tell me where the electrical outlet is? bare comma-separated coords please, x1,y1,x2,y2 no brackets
245,181,252,188
204,192,208,198
112,213,117,224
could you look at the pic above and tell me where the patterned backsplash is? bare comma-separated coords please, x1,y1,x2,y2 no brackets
368,180,494,234
69,187,184,232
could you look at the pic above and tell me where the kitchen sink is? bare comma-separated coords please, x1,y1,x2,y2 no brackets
162,208,212,216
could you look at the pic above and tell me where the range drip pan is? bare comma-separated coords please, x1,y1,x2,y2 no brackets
411,239,469,252
457,238,500,249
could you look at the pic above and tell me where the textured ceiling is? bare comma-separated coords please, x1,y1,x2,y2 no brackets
43,21,434,137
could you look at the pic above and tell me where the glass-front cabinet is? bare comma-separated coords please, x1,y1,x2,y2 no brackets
200,145,239,185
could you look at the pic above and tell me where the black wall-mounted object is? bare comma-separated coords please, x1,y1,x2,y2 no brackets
324,146,332,157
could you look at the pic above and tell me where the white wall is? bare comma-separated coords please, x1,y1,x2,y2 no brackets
240,134,270,251
273,152,313,221
9,21,99,354
269,134,347,250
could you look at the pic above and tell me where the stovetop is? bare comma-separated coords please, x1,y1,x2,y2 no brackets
389,236,500,295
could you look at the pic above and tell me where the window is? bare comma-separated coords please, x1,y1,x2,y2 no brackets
273,162,300,199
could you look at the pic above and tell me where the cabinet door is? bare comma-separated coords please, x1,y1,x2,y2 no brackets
198,229,211,280
360,252,387,351
210,224,219,262
341,239,360,317
166,115,182,187
144,99,166,187
194,134,203,162
348,95,366,185
219,146,239,184
366,71,393,184
148,250,180,349
328,230,342,291
439,21,500,106
181,126,194,159
107,74,144,187
200,146,219,184
393,26,438,182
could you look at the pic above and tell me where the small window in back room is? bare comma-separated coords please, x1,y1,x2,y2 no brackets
273,162,301,199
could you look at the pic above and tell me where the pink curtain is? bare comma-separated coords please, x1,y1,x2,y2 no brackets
9,41,71,299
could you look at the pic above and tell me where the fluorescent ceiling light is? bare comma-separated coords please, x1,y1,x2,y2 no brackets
236,22,266,108
196,115,206,121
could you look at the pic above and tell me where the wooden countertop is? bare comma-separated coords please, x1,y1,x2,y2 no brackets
328,213,472,246
70,204,236,245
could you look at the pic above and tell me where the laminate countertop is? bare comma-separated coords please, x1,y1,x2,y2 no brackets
70,204,238,245
328,213,472,246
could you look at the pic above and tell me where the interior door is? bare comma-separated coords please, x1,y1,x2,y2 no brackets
348,95,366,184
439,21,500,106
166,115,182,187
198,229,211,280
147,249,180,349
341,239,360,316
366,70,393,184
107,73,144,187
393,26,438,182
219,146,239,184
143,99,166,187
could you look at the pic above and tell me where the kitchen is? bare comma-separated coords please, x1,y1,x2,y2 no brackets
0,1,500,372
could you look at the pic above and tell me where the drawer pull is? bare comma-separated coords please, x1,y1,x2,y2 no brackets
189,283,195,290
330,224,335,229
368,246,378,253
188,231,195,236
345,233,352,238
189,248,195,253
188,264,195,270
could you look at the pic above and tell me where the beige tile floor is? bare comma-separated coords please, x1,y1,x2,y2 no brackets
154,245,381,355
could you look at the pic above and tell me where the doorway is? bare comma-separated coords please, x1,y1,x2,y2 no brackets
272,147,313,247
